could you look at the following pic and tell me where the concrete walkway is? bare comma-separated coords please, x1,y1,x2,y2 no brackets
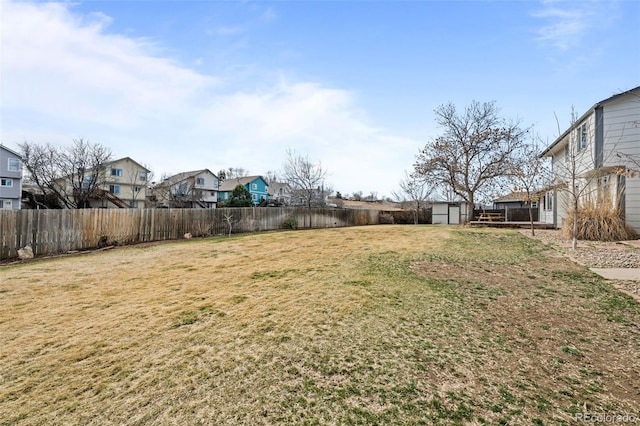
590,268,640,281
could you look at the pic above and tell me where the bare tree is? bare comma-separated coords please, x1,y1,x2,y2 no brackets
392,171,433,224
124,163,152,208
264,170,280,184
510,136,551,236
282,149,328,227
414,101,528,222
223,212,233,237
20,139,112,209
220,167,249,181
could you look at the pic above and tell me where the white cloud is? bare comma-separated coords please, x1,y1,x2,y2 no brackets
1,1,419,197
531,1,617,52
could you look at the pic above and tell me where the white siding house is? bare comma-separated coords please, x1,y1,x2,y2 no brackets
540,86,640,233
153,169,219,208
0,145,23,210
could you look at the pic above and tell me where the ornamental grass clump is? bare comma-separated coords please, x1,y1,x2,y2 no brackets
562,199,638,242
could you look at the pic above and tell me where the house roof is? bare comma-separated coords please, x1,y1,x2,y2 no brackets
0,144,22,158
218,175,267,191
158,169,217,187
493,191,529,203
540,86,640,158
105,157,151,172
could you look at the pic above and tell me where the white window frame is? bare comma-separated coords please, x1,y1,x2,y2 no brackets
252,183,257,190
576,123,588,152
0,199,12,209
138,171,147,181
1,178,13,187
109,184,121,194
177,183,188,195
8,158,20,172
544,192,553,212
111,168,123,177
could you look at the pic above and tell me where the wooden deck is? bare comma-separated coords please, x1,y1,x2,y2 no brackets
469,221,556,229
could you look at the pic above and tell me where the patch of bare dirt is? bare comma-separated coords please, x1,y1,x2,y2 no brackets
411,255,640,407
518,229,640,302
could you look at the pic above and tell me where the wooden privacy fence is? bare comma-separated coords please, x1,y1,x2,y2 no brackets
0,207,380,260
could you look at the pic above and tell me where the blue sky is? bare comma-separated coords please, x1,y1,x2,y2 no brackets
2,0,639,197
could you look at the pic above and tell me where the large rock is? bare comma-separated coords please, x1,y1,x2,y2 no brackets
18,246,34,260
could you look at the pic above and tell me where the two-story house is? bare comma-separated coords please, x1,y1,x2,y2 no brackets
88,157,150,208
540,86,640,233
218,176,269,206
153,169,219,208
267,181,292,206
0,145,23,210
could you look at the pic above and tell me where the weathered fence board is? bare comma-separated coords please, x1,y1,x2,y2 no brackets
0,207,380,260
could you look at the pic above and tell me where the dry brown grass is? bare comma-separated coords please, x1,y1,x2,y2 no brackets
561,195,639,242
1,225,638,425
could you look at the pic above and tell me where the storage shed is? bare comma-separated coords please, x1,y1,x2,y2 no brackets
431,202,469,225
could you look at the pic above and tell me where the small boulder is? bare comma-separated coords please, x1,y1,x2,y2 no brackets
18,245,34,260
184,233,192,239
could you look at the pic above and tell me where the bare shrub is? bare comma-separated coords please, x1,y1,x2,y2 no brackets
378,212,395,224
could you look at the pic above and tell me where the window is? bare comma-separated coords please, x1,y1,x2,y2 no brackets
531,202,538,208
81,175,94,189
1,178,13,187
252,193,257,201
129,201,138,208
109,184,121,194
111,168,123,177
252,183,257,190
138,171,147,181
0,200,12,209
197,177,205,185
576,123,588,151
8,158,20,172
134,186,141,193
544,192,553,212
177,183,188,195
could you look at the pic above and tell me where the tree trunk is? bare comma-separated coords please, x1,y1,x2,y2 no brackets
572,197,578,250
528,204,535,236
466,194,474,224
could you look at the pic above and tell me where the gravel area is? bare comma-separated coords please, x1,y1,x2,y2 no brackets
518,229,640,268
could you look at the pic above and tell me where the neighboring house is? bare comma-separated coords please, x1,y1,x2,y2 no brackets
267,181,292,206
152,169,219,208
540,86,640,232
492,191,539,221
90,157,150,208
289,186,330,208
0,145,23,210
492,192,536,210
218,176,269,206
52,157,149,209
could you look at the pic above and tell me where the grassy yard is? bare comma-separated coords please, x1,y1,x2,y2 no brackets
1,225,638,425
